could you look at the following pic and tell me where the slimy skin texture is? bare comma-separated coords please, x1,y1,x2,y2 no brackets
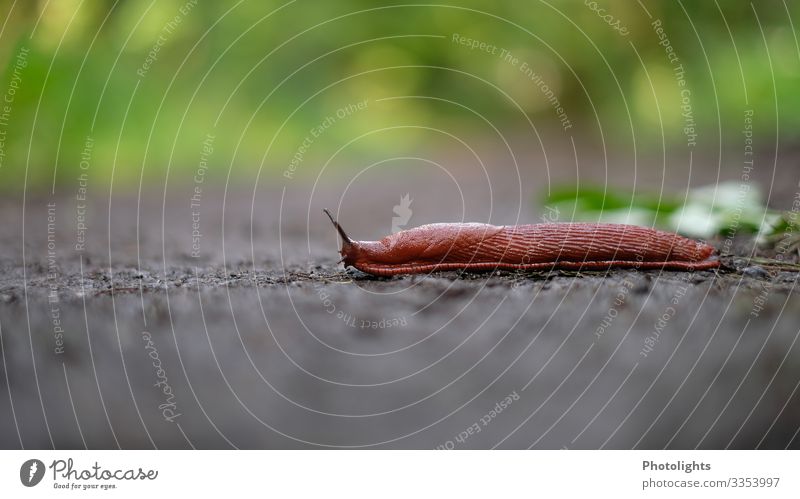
323,211,719,276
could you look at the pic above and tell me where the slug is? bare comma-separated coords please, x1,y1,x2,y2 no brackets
323,209,720,276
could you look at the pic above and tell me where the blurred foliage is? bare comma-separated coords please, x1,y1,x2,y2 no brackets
0,0,798,190
543,181,792,244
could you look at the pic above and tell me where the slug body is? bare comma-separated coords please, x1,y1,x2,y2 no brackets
324,210,719,276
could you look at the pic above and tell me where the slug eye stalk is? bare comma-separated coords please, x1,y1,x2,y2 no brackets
323,209,352,243
323,208,354,264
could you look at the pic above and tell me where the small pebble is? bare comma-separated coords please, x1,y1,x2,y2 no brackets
743,265,769,279
691,274,707,284
732,258,750,270
631,276,651,294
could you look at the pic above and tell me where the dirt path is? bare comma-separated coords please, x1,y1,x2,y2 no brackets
1,184,799,449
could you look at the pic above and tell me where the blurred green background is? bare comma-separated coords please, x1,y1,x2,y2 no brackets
0,0,797,192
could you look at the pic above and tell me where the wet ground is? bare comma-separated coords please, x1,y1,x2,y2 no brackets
1,171,799,449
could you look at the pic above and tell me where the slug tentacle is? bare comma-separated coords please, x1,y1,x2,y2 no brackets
323,208,352,244
324,213,719,276
323,208,358,265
